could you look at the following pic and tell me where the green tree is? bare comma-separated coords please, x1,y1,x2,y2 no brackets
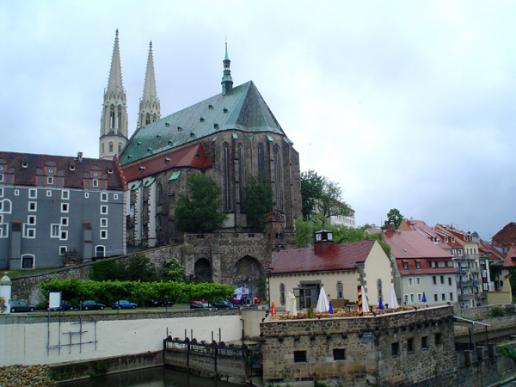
384,208,404,229
300,170,354,221
175,174,226,233
125,254,157,281
245,176,273,231
162,257,186,282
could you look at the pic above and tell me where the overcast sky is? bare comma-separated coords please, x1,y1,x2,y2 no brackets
1,1,515,239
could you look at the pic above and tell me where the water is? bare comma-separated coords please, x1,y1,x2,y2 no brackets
60,367,242,387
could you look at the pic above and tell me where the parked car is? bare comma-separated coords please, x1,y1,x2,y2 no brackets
10,300,36,313
49,300,75,311
112,300,137,309
147,299,174,307
211,299,235,309
190,299,210,309
80,300,106,310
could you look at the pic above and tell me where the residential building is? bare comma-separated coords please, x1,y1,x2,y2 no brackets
492,222,516,256
269,230,394,310
384,228,457,306
0,151,126,270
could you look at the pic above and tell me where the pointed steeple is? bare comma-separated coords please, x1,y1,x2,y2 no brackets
142,41,158,101
99,29,128,160
107,29,124,93
137,41,161,129
221,41,233,95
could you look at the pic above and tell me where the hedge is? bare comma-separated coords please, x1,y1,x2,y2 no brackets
40,279,234,306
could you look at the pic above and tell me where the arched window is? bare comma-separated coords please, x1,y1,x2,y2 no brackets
238,143,245,213
118,142,123,154
152,113,157,122
257,143,265,178
95,245,105,258
223,142,231,211
21,254,35,269
109,142,113,153
280,283,286,305
273,144,282,210
336,281,343,299
146,113,151,125
101,143,105,154
109,105,115,129
117,106,122,129
377,278,383,303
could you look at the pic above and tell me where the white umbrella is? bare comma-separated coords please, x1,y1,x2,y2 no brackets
316,287,330,313
288,291,297,316
361,286,369,314
389,284,399,309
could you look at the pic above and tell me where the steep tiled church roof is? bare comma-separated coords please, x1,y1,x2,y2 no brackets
120,81,288,165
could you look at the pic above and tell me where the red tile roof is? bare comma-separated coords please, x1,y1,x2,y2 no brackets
493,222,516,247
0,151,123,190
384,230,452,259
271,240,375,274
504,246,516,268
121,142,212,181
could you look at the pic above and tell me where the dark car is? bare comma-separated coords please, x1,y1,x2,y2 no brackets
49,300,75,311
147,299,174,307
211,299,235,309
10,300,36,313
190,299,210,309
80,300,106,310
112,300,137,309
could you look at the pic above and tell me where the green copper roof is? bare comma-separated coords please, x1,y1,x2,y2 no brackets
120,81,288,165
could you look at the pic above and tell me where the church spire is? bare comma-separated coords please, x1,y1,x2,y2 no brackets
221,41,233,95
107,29,124,93
137,41,161,129
99,29,128,160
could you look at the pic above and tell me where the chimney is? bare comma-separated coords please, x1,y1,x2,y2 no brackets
77,152,83,162
314,230,335,256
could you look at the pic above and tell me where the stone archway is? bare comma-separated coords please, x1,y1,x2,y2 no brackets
233,256,265,299
194,258,212,282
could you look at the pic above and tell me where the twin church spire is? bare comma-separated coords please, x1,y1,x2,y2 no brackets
99,30,233,159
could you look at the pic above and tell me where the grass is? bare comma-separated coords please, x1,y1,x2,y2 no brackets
3,268,61,280
27,304,192,317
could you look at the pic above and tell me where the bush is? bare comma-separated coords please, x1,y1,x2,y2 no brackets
40,279,234,306
90,255,157,282
162,258,185,282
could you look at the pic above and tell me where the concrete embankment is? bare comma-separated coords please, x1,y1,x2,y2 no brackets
0,309,244,367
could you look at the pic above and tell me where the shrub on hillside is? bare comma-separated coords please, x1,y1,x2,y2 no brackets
90,255,157,282
40,279,233,306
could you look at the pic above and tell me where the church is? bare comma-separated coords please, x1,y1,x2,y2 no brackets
99,31,302,285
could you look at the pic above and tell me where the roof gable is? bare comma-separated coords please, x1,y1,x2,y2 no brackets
120,81,287,165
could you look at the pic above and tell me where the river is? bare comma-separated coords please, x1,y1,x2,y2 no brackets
60,367,242,387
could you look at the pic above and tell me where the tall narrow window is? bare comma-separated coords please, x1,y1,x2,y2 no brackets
273,144,282,209
223,142,231,211
146,113,151,125
118,142,123,154
257,143,265,178
109,142,113,153
238,144,246,213
280,283,286,305
117,106,122,130
337,281,343,299
110,105,115,129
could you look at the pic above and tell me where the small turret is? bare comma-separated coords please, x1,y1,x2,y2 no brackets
221,42,233,95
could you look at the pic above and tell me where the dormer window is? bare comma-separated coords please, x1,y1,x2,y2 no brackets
107,168,113,174
69,164,76,171
314,230,333,243
92,179,98,188
21,161,28,168
403,261,409,270
47,176,54,185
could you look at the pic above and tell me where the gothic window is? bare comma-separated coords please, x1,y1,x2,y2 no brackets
280,283,286,305
153,113,157,122
118,142,123,154
223,142,231,211
273,144,282,209
110,105,115,129
146,113,151,125
117,106,122,130
238,143,245,213
257,143,265,178
109,142,114,153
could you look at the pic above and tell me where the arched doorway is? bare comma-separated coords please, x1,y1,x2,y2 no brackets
233,256,265,301
194,258,212,282
95,245,105,258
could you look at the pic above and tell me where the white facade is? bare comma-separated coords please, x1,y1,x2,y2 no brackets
400,274,458,306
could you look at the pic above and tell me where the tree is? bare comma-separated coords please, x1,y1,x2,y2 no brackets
300,170,354,221
175,174,226,233
245,176,273,231
162,257,186,282
125,254,157,281
384,208,404,229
